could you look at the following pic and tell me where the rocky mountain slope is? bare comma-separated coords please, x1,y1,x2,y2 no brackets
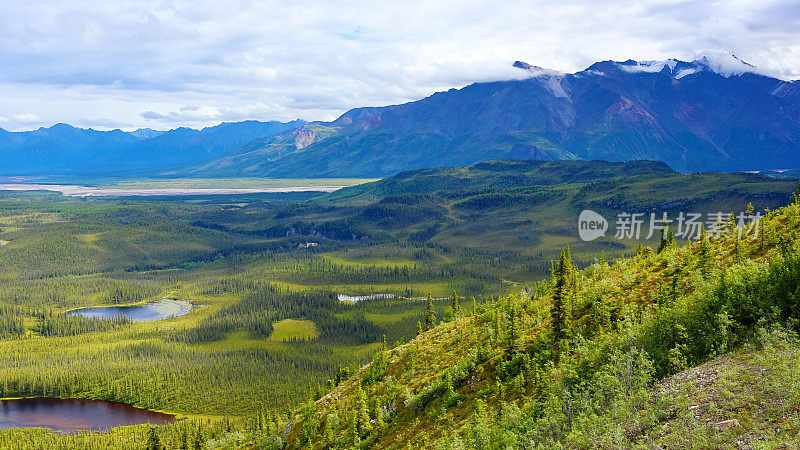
187,51,800,178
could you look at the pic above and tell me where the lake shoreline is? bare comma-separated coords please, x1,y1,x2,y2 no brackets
0,397,178,434
66,298,194,322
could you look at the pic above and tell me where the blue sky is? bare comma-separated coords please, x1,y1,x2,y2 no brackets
1,0,799,131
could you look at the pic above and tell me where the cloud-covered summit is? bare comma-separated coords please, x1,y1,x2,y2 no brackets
1,1,799,131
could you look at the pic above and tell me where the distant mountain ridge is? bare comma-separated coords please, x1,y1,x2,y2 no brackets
185,51,800,177
0,120,305,176
3,52,800,178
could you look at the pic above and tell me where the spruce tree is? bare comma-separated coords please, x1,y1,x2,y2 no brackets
193,424,203,450
450,291,460,317
794,180,800,204
726,212,736,231
508,306,520,353
551,245,573,346
657,222,675,254
698,225,712,273
147,426,162,450
424,294,436,330
735,237,748,262
374,406,385,430
354,383,371,435
670,272,679,303
590,296,610,335
444,371,456,400
493,312,501,344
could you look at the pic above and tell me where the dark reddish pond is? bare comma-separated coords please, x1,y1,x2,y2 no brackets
0,398,175,433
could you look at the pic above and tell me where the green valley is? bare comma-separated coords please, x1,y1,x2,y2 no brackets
7,4,800,448
0,160,796,448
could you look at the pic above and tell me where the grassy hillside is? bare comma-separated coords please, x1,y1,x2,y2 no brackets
279,194,800,448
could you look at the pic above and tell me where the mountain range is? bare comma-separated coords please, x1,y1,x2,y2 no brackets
2,51,799,178
0,120,303,176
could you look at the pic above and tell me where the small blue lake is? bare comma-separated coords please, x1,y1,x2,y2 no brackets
66,299,193,322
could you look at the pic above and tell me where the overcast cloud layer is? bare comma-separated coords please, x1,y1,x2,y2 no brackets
1,0,799,131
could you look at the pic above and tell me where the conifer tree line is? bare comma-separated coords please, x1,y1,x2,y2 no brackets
173,280,456,346
37,312,131,337
242,254,500,286
0,305,132,337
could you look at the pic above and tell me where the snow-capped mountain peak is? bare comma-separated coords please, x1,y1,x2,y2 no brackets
616,58,680,74
580,51,764,79
692,50,758,77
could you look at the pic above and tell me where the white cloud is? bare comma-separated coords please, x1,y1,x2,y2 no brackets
0,0,799,131
141,105,221,125
12,113,42,124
